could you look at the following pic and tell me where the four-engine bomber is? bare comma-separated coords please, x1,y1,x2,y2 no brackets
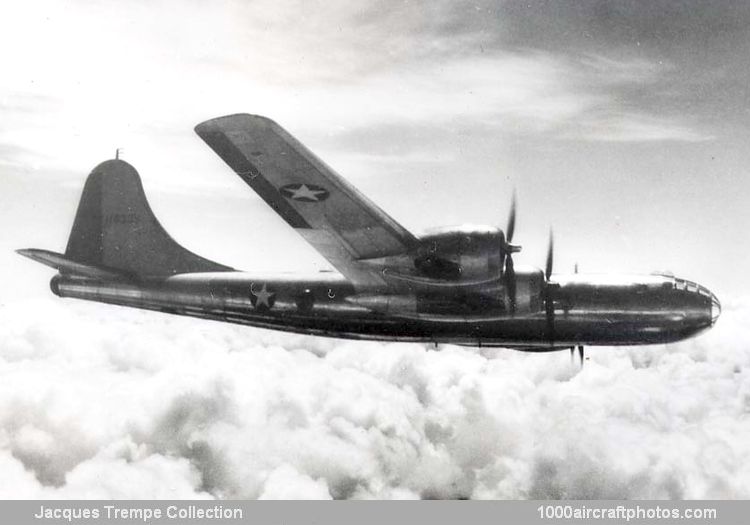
18,114,720,357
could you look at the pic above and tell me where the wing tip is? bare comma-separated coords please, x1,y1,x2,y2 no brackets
194,113,279,136
16,248,61,268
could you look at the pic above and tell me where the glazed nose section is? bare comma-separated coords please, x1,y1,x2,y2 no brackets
710,292,721,324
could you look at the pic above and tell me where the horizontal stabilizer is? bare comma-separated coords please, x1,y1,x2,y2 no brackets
16,248,129,280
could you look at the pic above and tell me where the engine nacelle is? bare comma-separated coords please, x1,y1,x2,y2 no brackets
510,267,545,315
351,266,546,318
414,225,505,281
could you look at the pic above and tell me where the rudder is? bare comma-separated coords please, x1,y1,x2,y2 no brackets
65,159,231,277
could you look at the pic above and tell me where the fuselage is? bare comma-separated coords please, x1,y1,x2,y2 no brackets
50,268,720,350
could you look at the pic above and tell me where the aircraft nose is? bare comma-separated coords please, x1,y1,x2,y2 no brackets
710,292,721,324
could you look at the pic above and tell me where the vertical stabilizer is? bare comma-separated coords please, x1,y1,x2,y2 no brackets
64,159,231,277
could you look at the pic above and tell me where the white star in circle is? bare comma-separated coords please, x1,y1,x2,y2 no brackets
289,184,327,201
251,283,275,308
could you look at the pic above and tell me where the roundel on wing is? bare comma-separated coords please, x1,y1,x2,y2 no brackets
279,183,330,202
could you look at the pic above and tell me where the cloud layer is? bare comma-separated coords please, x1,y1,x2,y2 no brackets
0,297,748,499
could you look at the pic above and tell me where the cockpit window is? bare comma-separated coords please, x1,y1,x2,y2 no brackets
673,278,711,296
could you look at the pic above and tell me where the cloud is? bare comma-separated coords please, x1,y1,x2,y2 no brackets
0,296,748,499
0,0,715,185
568,111,714,143
258,465,332,500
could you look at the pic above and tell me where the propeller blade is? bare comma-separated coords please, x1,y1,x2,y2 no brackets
545,230,554,281
501,192,519,316
545,284,555,342
544,231,555,342
498,240,506,277
506,254,516,315
506,191,517,243
578,345,585,367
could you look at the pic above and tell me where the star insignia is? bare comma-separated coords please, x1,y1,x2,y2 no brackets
250,283,276,310
279,183,330,202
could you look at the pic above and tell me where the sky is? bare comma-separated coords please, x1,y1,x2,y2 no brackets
0,0,749,500
1,0,749,299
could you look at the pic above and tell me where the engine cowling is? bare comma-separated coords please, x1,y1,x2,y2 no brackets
509,267,545,315
413,225,505,281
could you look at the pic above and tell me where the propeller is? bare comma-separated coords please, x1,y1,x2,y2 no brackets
506,251,516,314
501,192,522,314
498,199,576,362
506,192,516,244
544,229,555,341
545,230,554,281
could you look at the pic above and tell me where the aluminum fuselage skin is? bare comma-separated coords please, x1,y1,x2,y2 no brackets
51,269,718,350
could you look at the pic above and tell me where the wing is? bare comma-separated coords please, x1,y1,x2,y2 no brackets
195,114,417,285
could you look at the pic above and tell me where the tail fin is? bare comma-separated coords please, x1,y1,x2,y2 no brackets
58,159,231,278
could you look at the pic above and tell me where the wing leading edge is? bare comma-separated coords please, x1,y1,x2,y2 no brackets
195,114,417,286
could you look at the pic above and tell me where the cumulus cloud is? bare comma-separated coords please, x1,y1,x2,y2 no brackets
0,296,748,499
